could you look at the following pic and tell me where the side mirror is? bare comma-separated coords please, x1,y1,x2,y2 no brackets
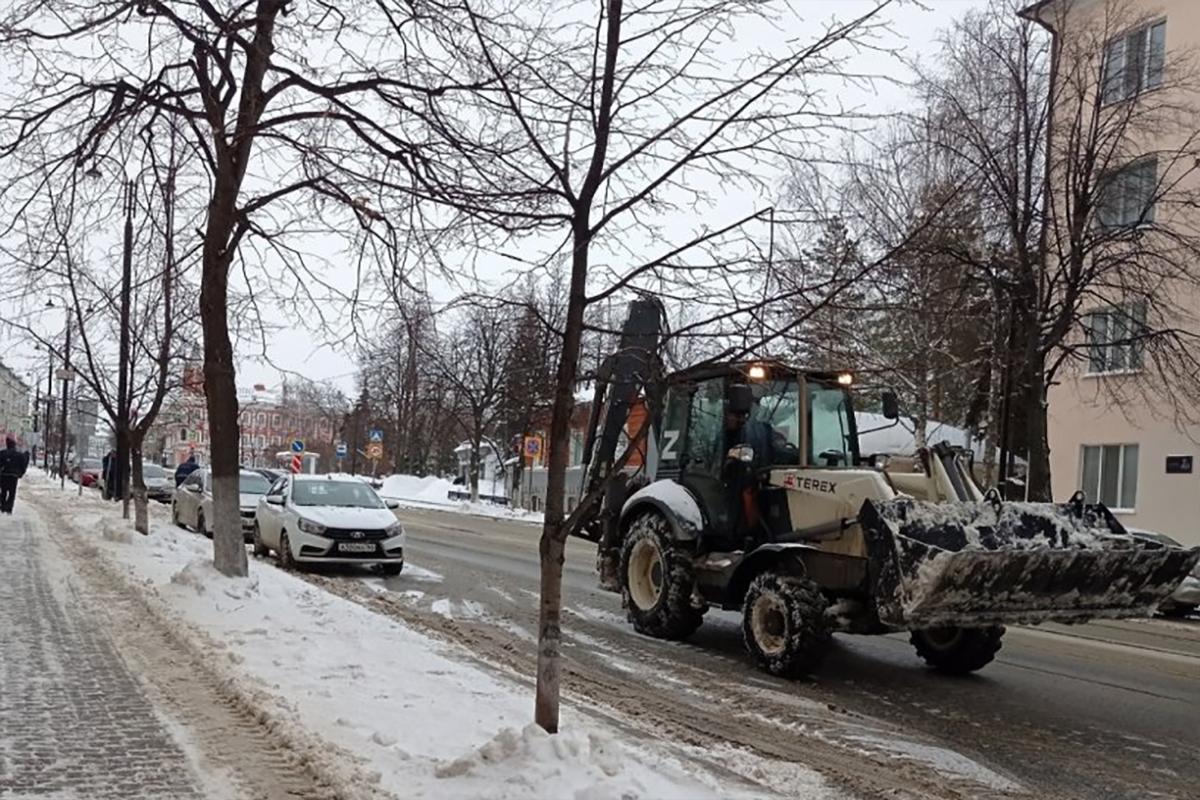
266,495,284,506
726,444,755,463
881,391,900,421
727,383,754,415
385,499,400,510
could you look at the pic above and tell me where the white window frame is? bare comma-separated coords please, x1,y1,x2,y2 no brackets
1079,443,1139,512
1102,19,1166,105
1083,301,1147,376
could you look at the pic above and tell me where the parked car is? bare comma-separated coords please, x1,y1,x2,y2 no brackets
72,457,102,487
172,468,274,540
253,475,405,575
253,467,284,484
1129,529,1200,618
141,463,175,502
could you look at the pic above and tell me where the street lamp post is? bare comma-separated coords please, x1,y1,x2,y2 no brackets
116,176,134,514
57,318,71,490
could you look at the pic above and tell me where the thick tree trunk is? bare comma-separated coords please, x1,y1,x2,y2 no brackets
1021,355,1052,502
201,175,248,577
131,439,149,535
469,429,482,503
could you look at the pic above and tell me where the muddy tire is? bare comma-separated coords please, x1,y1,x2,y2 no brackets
742,571,831,678
277,531,296,571
619,514,704,640
910,626,1005,674
251,524,270,558
197,511,211,539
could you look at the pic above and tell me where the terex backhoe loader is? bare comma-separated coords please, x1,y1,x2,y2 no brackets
575,299,1200,676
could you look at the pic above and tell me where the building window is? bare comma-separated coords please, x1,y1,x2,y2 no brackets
1080,444,1139,510
1096,159,1156,229
1084,302,1146,373
1103,20,1165,104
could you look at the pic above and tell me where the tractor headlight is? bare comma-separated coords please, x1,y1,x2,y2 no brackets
298,517,327,535
837,372,854,386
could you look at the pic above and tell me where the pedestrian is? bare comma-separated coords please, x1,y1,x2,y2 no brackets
101,449,117,500
0,436,29,514
174,453,199,487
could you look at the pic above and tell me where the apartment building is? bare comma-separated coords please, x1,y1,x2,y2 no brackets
0,360,30,443
1025,0,1200,546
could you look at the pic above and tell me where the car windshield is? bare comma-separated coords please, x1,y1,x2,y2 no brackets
291,480,384,508
142,464,167,479
239,473,272,494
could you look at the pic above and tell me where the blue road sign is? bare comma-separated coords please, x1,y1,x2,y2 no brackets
291,439,305,453
335,441,348,459
368,428,384,444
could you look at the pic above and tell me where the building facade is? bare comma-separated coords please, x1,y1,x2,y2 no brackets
149,379,338,469
0,360,30,444
1029,0,1200,546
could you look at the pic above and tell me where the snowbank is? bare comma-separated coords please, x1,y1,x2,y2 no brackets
380,473,544,525
380,474,456,505
24,478,741,800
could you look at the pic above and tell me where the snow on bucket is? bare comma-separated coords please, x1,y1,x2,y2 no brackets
860,497,1200,628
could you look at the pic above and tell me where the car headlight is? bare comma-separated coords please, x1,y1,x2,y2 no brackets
385,521,404,537
298,518,327,535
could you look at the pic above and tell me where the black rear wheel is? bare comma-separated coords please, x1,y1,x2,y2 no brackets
742,570,831,677
251,524,270,557
910,626,1004,674
619,513,704,640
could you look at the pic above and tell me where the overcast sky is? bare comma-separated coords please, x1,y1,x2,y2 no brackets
0,0,992,399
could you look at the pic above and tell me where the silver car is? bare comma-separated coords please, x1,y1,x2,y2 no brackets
1129,529,1200,618
172,468,273,541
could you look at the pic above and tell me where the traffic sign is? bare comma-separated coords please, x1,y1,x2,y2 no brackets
291,439,305,453
523,435,543,463
368,428,384,444
335,441,348,459
366,442,383,460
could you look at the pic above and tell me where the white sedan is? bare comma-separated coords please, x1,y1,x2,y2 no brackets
172,468,274,540
253,474,405,575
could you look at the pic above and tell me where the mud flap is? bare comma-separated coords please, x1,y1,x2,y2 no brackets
860,497,1200,628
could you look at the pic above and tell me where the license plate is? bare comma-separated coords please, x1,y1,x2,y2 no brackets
337,542,376,553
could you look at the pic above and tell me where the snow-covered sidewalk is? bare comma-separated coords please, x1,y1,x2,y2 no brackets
23,476,804,799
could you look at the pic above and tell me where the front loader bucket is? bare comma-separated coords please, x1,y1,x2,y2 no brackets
860,498,1200,628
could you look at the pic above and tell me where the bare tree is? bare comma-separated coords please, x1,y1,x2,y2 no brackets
0,1,491,575
402,0,900,731
909,0,1200,498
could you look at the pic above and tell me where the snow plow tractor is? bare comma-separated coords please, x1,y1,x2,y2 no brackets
575,299,1200,677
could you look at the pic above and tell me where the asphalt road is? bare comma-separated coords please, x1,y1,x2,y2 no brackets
369,506,1199,799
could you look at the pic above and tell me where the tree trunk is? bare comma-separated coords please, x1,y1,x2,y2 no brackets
469,428,482,503
534,226,591,734
130,439,149,535
1021,353,1052,502
201,173,248,577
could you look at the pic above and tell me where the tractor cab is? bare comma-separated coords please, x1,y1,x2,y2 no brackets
648,361,864,551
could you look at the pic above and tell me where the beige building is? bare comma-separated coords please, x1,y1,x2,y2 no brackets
0,360,30,443
1028,0,1200,546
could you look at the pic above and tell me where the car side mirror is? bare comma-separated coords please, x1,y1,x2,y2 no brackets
266,495,284,505
727,383,754,415
726,444,755,463
881,391,900,421
385,499,400,510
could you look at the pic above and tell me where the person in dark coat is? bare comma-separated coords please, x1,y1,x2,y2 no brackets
174,454,199,487
101,449,117,500
0,436,29,514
